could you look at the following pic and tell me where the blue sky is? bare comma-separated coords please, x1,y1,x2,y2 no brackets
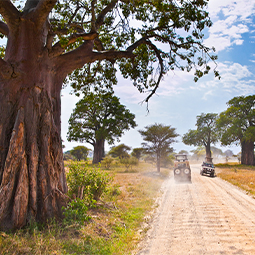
62,0,255,155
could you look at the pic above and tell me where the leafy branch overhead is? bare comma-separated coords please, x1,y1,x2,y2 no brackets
1,0,219,101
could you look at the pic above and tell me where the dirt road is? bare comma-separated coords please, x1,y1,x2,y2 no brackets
136,164,255,255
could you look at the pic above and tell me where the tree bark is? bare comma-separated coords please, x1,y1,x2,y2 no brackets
0,15,68,230
156,152,161,172
241,140,254,165
92,139,105,164
205,143,212,162
0,0,135,230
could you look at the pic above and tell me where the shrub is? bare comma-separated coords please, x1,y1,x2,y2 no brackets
119,157,139,171
63,198,91,225
66,162,112,206
101,156,114,169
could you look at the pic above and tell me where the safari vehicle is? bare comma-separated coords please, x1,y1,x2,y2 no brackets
200,162,215,177
174,154,191,182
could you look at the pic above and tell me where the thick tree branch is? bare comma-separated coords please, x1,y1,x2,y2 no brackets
0,58,13,79
127,37,147,52
48,32,98,58
57,41,134,76
0,21,9,36
91,0,96,32
94,0,118,31
0,0,20,30
32,0,57,26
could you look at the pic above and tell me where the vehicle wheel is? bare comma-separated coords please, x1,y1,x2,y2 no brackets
174,169,181,175
184,168,190,175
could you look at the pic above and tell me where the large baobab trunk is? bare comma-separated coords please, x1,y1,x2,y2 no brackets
92,139,105,164
241,140,254,165
0,0,127,231
0,16,67,230
205,143,212,162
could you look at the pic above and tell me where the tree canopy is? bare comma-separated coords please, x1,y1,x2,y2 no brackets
108,143,131,159
0,0,219,99
131,148,144,161
182,113,218,161
70,145,90,161
217,95,255,165
67,91,136,163
139,123,178,172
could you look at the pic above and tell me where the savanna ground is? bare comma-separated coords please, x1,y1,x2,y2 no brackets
216,162,255,198
1,160,255,254
0,161,170,255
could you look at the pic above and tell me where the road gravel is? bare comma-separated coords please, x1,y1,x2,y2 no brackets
136,164,255,255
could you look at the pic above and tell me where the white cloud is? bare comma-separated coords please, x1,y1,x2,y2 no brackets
189,62,255,97
208,0,255,21
202,90,214,100
206,0,255,52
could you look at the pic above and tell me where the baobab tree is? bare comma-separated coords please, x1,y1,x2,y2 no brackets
0,0,218,230
67,91,136,164
183,113,219,162
217,95,255,165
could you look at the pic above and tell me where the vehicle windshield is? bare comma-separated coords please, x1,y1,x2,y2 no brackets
203,162,214,167
175,155,187,161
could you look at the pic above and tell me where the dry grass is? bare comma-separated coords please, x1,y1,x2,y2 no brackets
216,164,255,197
0,161,170,255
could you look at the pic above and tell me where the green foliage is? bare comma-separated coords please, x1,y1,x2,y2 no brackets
66,162,112,206
144,154,156,164
139,123,178,172
139,123,178,153
63,198,91,225
101,156,114,169
67,91,136,163
131,148,144,160
63,151,75,161
70,146,90,161
68,91,136,145
183,113,219,158
119,157,139,171
1,1,219,113
108,144,131,159
183,113,219,147
217,95,255,145
47,0,219,99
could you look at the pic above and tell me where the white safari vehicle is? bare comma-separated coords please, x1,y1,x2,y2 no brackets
200,162,215,177
174,154,191,182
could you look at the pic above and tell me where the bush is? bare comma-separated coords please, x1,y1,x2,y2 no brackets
63,198,91,225
66,162,112,206
119,157,139,171
101,156,114,169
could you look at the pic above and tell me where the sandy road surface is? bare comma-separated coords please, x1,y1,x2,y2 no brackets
136,164,255,255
